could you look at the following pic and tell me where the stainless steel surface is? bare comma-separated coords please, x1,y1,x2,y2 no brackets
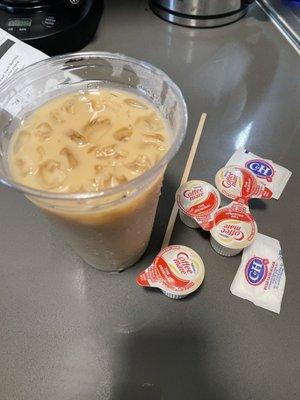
258,0,300,48
151,2,248,27
1,0,300,399
150,0,252,27
152,0,243,16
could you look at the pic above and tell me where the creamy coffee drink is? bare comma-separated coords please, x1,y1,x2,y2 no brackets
9,90,170,271
10,90,169,192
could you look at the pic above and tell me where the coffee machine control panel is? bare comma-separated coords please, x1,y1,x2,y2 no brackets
0,0,103,55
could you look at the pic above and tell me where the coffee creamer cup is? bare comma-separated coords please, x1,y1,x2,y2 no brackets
215,165,272,202
176,180,220,230
137,245,205,299
210,201,257,256
226,148,291,200
230,233,286,313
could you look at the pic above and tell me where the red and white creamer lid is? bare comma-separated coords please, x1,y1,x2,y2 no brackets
176,180,221,230
215,165,272,202
136,245,205,299
211,201,257,250
226,148,292,200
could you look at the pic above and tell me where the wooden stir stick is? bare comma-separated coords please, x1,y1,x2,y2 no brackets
161,113,207,249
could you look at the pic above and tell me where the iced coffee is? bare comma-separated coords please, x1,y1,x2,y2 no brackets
9,89,170,270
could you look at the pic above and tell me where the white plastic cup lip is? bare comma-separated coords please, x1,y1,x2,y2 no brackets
0,51,188,203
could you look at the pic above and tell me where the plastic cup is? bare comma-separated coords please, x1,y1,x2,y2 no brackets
0,52,187,272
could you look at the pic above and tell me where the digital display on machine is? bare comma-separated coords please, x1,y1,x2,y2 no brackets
7,19,32,28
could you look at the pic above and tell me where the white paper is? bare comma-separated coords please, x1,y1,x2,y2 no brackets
0,29,48,116
0,28,47,86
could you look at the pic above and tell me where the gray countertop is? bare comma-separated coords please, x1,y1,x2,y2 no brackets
1,1,299,399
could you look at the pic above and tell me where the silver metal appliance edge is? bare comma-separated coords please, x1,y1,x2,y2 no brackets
151,0,243,16
150,2,247,28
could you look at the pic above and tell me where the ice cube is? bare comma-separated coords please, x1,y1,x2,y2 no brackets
141,142,166,153
103,99,119,113
70,184,86,193
66,129,87,146
87,145,97,154
156,145,166,153
90,99,105,112
15,156,35,176
38,160,67,189
99,173,122,188
60,148,78,170
95,144,117,159
126,154,152,174
115,174,128,185
63,99,76,114
135,113,164,133
113,126,133,142
84,116,111,137
115,149,129,160
79,94,90,103
13,130,30,153
50,110,65,124
35,122,53,141
36,146,46,160
142,133,165,144
124,98,148,109
87,178,100,192
94,164,105,175
104,173,128,187
107,91,120,98
102,173,114,188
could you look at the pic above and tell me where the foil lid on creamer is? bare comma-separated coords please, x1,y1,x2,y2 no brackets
226,148,292,200
215,165,272,202
136,245,205,299
211,201,257,250
176,180,221,230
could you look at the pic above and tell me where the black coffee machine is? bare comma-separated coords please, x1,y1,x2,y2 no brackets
0,0,103,55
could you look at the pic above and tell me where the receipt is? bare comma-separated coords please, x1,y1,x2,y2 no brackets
0,29,48,116
0,28,47,86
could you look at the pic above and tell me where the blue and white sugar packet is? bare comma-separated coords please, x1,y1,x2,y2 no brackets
230,233,286,314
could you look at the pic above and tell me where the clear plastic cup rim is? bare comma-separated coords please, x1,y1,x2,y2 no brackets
0,51,188,201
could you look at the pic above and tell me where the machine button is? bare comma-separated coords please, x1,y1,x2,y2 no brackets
17,27,30,34
6,27,15,34
42,15,58,29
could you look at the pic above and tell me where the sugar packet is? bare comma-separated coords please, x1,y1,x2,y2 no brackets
230,233,286,313
226,148,291,199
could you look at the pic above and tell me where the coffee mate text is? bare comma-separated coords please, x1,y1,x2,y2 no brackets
220,224,245,240
222,172,237,188
183,187,204,201
173,252,194,275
